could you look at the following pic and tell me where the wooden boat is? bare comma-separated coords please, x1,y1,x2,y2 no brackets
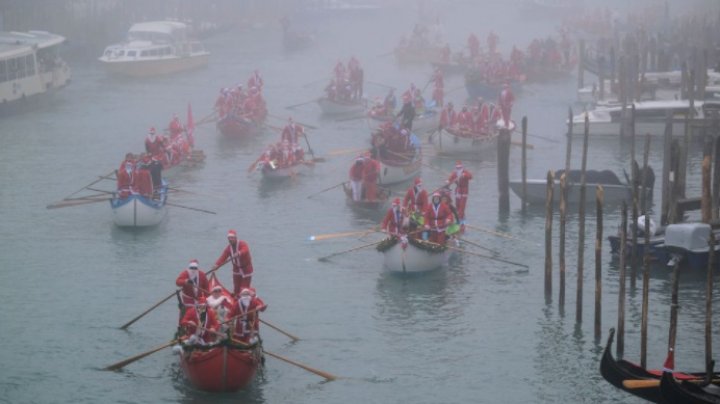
429,120,515,156
663,223,720,271
110,182,168,228
216,112,265,138
465,71,523,100
600,328,719,403
257,159,314,180
660,371,720,404
377,236,451,273
99,21,209,77
367,109,439,135
394,45,444,65
317,97,366,116
377,152,422,186
510,168,654,206
177,277,263,392
342,182,390,213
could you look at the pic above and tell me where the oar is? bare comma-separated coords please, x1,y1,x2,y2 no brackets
464,224,529,243
46,197,111,209
302,132,316,160
622,377,720,389
165,202,216,215
196,109,218,126
267,113,318,130
511,140,534,149
512,128,559,143
327,147,368,156
119,258,231,329
335,114,367,122
286,98,319,110
259,319,300,341
263,350,338,381
365,80,395,90
103,339,178,371
307,182,347,199
317,240,385,262
418,239,529,269
456,237,499,255
64,170,116,199
309,228,378,241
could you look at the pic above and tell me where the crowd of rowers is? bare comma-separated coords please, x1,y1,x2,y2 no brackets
437,85,514,135
115,115,194,199
368,75,444,120
175,230,265,347
380,161,473,246
214,70,268,122
256,118,308,170
323,56,364,102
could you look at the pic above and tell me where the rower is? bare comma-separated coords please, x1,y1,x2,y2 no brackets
179,296,220,346
446,161,473,225
207,285,233,333
424,192,453,245
175,259,210,320
349,157,365,201
210,230,254,296
381,198,406,237
230,287,266,345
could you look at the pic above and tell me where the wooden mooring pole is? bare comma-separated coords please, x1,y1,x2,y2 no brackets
594,185,604,341
498,128,511,214
617,201,628,359
661,112,673,225
576,114,589,323
578,39,585,90
559,173,567,310
640,134,651,369
630,105,638,289
706,231,715,375
714,135,720,220
702,154,712,223
544,170,554,300
521,117,528,213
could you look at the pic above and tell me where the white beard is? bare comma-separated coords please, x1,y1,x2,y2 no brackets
240,296,252,307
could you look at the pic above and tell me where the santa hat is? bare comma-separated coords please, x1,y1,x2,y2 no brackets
239,288,253,297
392,198,401,206
432,191,441,198
662,347,675,372
227,230,237,238
455,160,463,169
211,285,222,292
414,178,422,186
149,127,156,134
188,259,199,269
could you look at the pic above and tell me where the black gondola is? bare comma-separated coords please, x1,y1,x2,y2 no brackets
660,371,720,404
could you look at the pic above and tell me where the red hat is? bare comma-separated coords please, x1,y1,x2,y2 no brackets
188,259,199,269
227,230,237,238
149,127,156,134
239,287,253,296
211,285,222,292
392,198,401,206
414,178,422,186
455,160,463,169
432,192,441,198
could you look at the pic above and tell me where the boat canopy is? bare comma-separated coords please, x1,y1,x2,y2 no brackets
128,21,188,43
554,169,622,185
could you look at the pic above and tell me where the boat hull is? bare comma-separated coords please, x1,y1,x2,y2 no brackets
381,241,449,273
465,79,522,100
111,193,167,227
99,53,210,77
378,157,422,185
429,128,498,155
509,179,650,205
217,115,264,138
660,371,720,404
317,97,366,116
570,120,687,137
179,343,262,392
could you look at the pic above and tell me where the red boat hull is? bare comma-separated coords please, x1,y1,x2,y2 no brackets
179,344,262,392
216,114,264,138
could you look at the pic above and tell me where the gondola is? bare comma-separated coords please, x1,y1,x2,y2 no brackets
660,370,720,404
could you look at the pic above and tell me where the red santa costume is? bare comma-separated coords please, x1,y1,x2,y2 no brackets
145,127,159,155
132,157,154,197
439,103,456,129
381,198,405,236
403,177,428,214
175,260,210,308
432,85,444,108
229,287,266,344
116,160,134,199
498,83,515,128
424,192,453,245
213,230,254,295
281,118,303,145
180,297,220,345
349,157,365,201
207,285,234,331
447,161,473,222
362,157,380,201
169,114,183,137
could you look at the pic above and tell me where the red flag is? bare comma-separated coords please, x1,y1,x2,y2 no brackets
186,103,195,148
662,347,675,372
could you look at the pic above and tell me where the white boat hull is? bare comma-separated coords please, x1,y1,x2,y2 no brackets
570,120,687,137
260,161,313,179
509,179,651,205
429,128,498,155
111,195,167,227
378,157,421,185
99,53,209,77
382,242,449,273
317,97,366,116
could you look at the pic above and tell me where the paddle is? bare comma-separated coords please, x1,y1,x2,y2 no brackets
317,240,385,262
302,132,316,160
195,109,218,126
307,182,347,199
259,319,300,341
622,378,720,389
309,228,379,241
286,98,319,110
417,239,529,269
65,170,116,199
263,350,338,381
165,202,216,215
103,339,178,371
119,258,232,329
46,197,111,209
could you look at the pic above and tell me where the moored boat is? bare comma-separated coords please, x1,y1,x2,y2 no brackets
99,21,209,77
660,370,720,404
317,96,366,116
111,182,168,228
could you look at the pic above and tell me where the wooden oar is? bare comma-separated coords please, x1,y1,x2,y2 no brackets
307,182,347,199
328,147,368,156
65,170,116,199
511,140,534,149
317,240,384,262
119,258,232,329
103,339,178,371
286,99,319,110
309,228,378,241
622,377,720,389
165,202,216,215
464,224,528,243
195,109,218,126
335,114,367,122
268,113,318,130
259,319,300,341
456,237,499,255
46,197,111,209
263,350,337,381
302,132,316,160
418,239,529,269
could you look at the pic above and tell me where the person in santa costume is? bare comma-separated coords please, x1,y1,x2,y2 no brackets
207,284,233,333
498,83,515,128
230,287,266,344
348,157,365,201
362,156,380,201
381,198,406,237
175,259,210,317
179,296,220,345
116,154,135,199
168,114,183,138
403,177,428,217
424,192,453,245
145,127,159,155
446,160,473,223
210,230,254,296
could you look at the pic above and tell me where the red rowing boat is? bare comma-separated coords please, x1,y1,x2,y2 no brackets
178,340,263,392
